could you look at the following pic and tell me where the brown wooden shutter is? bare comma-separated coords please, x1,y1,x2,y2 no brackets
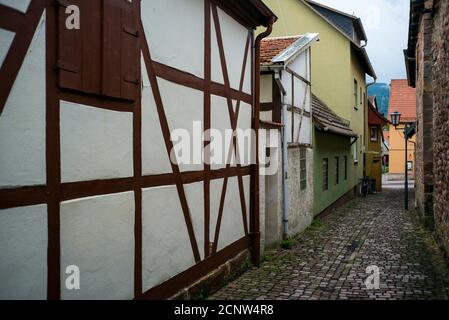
102,0,139,100
120,0,140,101
58,0,139,100
58,0,83,92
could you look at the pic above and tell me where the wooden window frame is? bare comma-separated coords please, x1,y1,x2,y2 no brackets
323,158,329,191
370,126,378,142
335,156,340,185
300,148,307,190
344,155,348,180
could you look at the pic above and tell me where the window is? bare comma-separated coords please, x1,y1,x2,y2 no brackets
370,127,378,141
344,156,348,180
335,156,340,185
407,161,413,171
323,158,329,191
360,87,363,106
354,79,358,109
353,139,359,163
57,0,139,100
300,148,307,190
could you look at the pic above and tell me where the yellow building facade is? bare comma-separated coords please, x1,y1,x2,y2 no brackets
389,128,416,174
388,79,417,175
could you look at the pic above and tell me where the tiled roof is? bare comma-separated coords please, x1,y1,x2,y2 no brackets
368,96,389,126
260,36,301,65
389,79,416,122
312,94,358,138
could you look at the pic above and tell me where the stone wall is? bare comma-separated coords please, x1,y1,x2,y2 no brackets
288,147,314,236
431,0,449,258
414,0,435,229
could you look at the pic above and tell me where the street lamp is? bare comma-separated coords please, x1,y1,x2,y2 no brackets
390,111,410,210
390,111,401,127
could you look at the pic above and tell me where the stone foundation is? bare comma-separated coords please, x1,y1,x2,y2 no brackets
168,250,251,300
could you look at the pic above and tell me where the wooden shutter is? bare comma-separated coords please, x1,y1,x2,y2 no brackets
102,0,139,100
58,0,139,101
58,0,83,92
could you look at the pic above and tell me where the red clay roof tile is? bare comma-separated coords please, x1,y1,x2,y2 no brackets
389,79,416,122
260,36,301,65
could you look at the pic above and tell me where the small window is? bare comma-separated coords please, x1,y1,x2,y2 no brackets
323,158,329,191
353,139,359,163
360,87,362,105
354,79,358,109
335,156,340,185
370,127,378,141
300,148,307,190
407,161,413,171
344,156,348,180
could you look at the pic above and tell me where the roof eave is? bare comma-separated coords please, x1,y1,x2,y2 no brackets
271,33,320,65
354,18,368,42
313,119,358,138
214,0,278,29
352,44,377,79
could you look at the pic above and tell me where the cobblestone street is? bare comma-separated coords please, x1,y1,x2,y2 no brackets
210,187,449,300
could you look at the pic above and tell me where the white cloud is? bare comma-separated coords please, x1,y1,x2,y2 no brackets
312,0,410,83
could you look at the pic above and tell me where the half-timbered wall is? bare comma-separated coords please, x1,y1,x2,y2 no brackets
0,0,257,300
259,45,314,246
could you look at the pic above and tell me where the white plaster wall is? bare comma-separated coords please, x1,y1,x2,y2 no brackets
60,101,133,183
243,175,251,229
142,185,196,291
293,77,308,109
290,51,311,113
236,101,253,167
299,118,312,145
0,204,47,300
158,77,204,172
263,132,283,248
0,0,30,13
141,55,172,175
281,71,293,107
292,113,311,145
0,28,14,68
184,181,205,261
211,7,251,94
260,111,273,122
289,51,309,80
210,177,247,251
260,74,272,104
60,192,134,300
210,94,232,170
141,0,204,78
0,13,46,187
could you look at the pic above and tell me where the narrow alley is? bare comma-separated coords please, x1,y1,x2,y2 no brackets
210,185,449,300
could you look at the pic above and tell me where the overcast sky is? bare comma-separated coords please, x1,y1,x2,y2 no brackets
312,0,410,83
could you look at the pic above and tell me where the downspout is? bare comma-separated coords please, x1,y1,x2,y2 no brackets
253,18,274,266
274,71,289,240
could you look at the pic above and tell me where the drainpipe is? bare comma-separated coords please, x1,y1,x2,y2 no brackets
253,18,274,266
274,71,289,240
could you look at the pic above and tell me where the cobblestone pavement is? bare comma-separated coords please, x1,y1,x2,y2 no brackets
210,188,449,300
